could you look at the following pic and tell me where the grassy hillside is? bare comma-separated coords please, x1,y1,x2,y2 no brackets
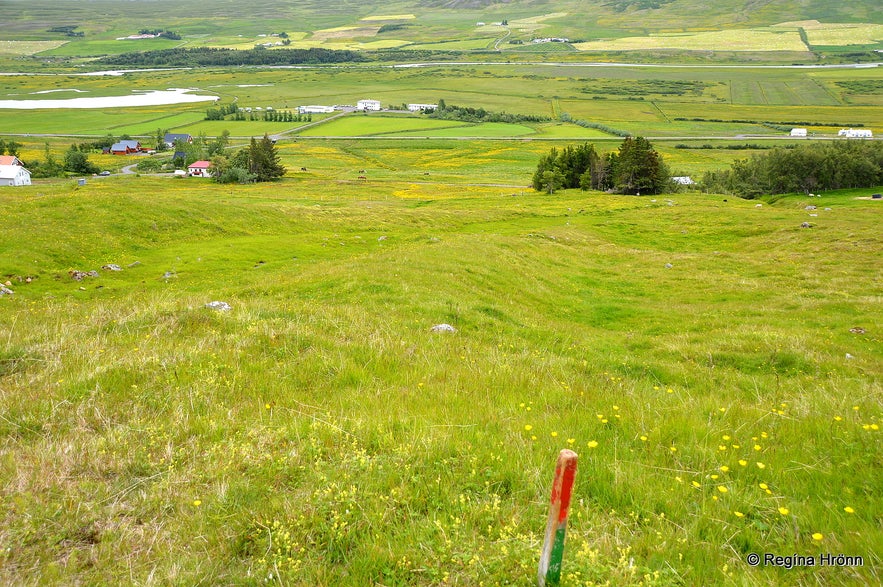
0,176,880,585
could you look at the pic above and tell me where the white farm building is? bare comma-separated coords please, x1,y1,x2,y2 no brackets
298,105,335,114
790,128,807,137
408,103,438,112
838,128,873,138
0,156,31,186
357,99,381,111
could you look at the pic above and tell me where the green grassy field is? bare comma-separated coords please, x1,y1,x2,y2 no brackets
1,3,882,584
2,64,880,141
0,175,880,586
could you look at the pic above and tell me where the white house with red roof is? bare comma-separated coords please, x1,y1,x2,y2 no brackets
187,160,212,176
0,155,31,186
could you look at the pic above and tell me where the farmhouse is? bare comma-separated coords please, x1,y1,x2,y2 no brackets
357,99,381,111
408,103,438,112
790,128,807,137
187,160,212,177
0,162,30,186
298,105,335,114
110,140,142,155
838,128,873,138
672,176,695,185
164,133,192,148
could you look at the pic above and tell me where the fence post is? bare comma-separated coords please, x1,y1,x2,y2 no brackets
538,449,578,587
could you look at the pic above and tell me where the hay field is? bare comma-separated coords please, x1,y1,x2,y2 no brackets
0,40,66,55
574,29,809,52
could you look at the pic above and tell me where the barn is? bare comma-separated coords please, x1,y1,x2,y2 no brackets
0,155,31,186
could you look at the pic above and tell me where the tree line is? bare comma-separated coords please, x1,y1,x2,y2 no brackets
701,141,883,198
428,99,550,124
94,47,366,67
533,137,670,195
205,103,312,123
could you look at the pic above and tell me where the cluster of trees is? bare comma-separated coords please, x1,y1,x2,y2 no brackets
205,104,312,123
47,25,83,37
95,47,366,67
428,99,550,124
533,137,670,195
701,141,883,198
23,144,99,178
210,135,285,184
138,29,181,40
0,139,22,157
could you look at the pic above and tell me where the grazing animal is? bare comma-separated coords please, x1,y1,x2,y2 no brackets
301,167,307,172
358,175,367,180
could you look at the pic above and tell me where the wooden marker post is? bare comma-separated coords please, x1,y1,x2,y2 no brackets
538,449,578,587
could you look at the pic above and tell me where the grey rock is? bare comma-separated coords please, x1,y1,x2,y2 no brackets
205,301,232,312
102,264,122,272
69,270,99,280
430,323,456,333
0,285,13,295
800,222,812,228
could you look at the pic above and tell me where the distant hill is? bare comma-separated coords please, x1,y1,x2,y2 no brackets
1,0,880,60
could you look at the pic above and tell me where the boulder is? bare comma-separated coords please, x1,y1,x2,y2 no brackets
69,270,99,280
430,323,456,333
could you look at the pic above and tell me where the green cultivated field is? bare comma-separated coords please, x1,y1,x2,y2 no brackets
296,115,468,137
1,64,881,139
1,177,880,586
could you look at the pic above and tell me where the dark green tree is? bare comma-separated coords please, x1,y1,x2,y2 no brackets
63,145,99,174
532,147,559,191
612,136,669,195
155,128,168,152
207,129,230,157
539,168,566,194
247,134,284,181
5,140,21,157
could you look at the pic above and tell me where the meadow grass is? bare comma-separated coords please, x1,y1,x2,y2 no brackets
295,115,469,137
0,174,880,585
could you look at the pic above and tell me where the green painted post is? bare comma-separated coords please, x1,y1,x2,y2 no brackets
538,449,578,587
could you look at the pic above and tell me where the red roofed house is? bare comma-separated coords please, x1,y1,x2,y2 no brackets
110,140,142,155
0,155,31,186
187,160,212,177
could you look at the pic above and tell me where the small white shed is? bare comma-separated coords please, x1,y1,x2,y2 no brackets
790,128,807,137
